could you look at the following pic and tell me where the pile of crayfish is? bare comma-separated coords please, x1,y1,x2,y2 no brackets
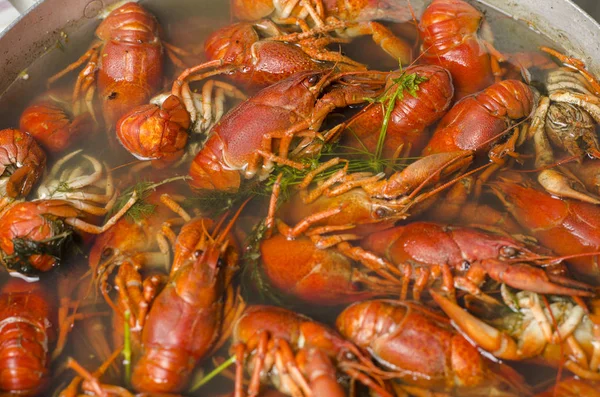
1,0,600,395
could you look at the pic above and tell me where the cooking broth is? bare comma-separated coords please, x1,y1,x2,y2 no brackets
0,0,595,396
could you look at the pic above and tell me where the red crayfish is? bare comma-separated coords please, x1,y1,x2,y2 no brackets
48,2,172,130
19,88,95,154
188,70,383,191
341,64,454,159
336,299,530,395
0,279,55,396
422,79,534,155
122,205,246,393
491,174,600,284
0,128,46,199
231,0,414,64
419,0,503,99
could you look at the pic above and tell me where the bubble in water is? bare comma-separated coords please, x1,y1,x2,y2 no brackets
84,0,104,19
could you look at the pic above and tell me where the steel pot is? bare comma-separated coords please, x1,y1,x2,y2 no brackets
0,0,599,98
0,0,598,98
0,0,598,394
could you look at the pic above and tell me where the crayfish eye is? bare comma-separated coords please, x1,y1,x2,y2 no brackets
500,246,518,258
101,248,113,259
216,258,224,268
460,260,470,271
375,207,390,219
194,250,203,258
306,75,319,86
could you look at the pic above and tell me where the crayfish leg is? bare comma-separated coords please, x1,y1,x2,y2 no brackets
430,290,522,361
541,46,600,95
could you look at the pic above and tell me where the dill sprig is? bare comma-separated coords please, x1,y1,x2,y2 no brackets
187,73,428,215
123,310,132,386
188,141,410,216
263,142,411,201
108,176,188,222
1,217,74,275
56,181,73,194
370,70,428,170
185,187,260,217
189,355,236,392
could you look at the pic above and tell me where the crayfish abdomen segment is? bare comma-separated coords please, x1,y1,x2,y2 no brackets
0,280,54,395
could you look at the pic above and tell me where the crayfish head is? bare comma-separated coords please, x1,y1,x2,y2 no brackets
185,202,246,285
370,200,411,222
204,22,259,65
364,151,474,200
303,70,329,95
190,246,226,287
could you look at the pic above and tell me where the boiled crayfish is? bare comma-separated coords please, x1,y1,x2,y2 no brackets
336,299,530,395
188,70,384,191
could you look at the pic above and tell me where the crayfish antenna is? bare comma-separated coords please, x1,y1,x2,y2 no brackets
215,197,252,246
487,361,532,397
540,46,600,95
265,173,283,239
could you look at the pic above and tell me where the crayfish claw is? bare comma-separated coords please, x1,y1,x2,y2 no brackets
430,290,521,360
538,169,600,204
480,259,596,297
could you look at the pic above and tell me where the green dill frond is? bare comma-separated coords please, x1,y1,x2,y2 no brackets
1,217,74,275
123,310,132,385
184,188,259,217
109,176,189,222
189,356,235,392
372,71,428,169
55,181,74,194
261,142,409,203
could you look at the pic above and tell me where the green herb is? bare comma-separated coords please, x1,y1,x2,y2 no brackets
372,70,428,170
263,140,409,201
1,217,74,275
108,176,188,222
188,73,426,214
55,181,74,194
185,187,259,217
189,355,236,392
123,310,132,385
